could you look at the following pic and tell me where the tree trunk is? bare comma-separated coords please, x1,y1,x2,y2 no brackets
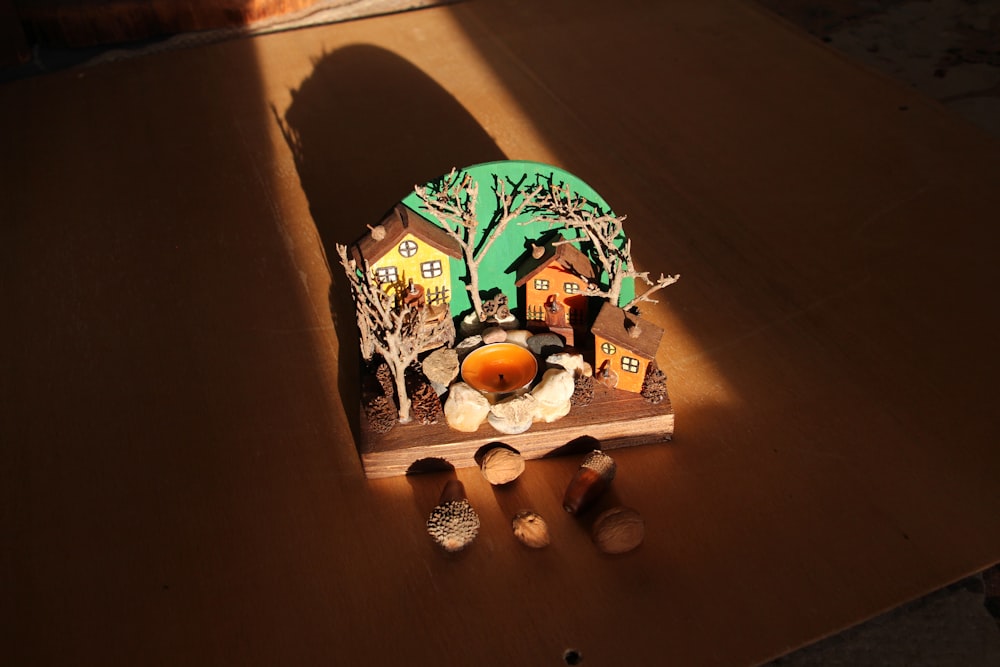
393,360,412,423
608,279,622,309
467,280,484,320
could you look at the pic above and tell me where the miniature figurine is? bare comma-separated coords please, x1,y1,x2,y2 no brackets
336,243,454,424
514,236,594,345
591,301,664,394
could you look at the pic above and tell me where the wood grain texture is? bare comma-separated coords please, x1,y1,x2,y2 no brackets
2,1,999,666
360,384,674,478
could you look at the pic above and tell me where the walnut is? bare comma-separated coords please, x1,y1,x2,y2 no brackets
592,506,644,554
512,510,550,548
479,446,525,485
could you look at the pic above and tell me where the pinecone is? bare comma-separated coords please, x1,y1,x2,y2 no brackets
641,362,668,404
571,374,595,407
375,362,394,398
410,380,443,425
364,394,397,434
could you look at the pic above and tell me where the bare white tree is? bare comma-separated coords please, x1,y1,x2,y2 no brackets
336,243,453,424
534,181,680,310
414,169,554,319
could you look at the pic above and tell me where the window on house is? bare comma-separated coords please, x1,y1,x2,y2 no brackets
375,266,398,284
398,240,418,257
534,279,550,290
621,356,640,373
601,341,617,355
564,282,580,294
421,260,443,278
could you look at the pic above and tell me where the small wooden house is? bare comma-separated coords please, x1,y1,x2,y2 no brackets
591,301,664,393
351,204,462,308
514,237,595,344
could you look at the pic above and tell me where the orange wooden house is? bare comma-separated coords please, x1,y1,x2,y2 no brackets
591,301,664,393
514,237,595,345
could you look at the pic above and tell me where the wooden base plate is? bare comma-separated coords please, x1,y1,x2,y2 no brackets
357,384,673,478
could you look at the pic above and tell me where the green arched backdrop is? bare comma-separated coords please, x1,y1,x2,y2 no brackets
399,160,634,318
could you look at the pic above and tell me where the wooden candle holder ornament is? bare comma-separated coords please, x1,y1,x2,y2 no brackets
336,160,679,478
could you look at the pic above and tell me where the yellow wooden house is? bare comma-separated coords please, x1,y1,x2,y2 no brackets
351,204,462,308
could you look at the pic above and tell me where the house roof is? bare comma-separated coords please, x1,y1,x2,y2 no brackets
352,204,462,266
514,236,595,287
591,300,664,360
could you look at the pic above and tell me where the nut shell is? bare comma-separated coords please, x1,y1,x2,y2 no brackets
592,506,644,554
480,446,525,485
512,510,550,548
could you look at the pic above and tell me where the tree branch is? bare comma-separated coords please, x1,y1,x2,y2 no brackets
621,273,681,310
336,242,449,423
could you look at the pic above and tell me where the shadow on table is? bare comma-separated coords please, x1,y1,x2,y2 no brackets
276,43,506,446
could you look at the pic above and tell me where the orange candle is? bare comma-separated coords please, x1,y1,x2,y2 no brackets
461,343,538,395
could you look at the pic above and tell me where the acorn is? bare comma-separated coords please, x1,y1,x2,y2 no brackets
562,449,616,514
426,480,480,552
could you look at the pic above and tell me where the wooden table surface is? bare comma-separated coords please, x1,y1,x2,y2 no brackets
3,0,999,664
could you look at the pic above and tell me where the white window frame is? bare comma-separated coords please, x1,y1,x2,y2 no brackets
421,259,443,278
375,266,398,284
621,356,640,373
398,239,418,258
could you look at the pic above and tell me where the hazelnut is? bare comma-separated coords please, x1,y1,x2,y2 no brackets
512,510,550,548
480,446,525,485
592,506,644,554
